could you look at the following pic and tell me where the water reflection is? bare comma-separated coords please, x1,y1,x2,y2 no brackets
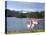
7,17,44,32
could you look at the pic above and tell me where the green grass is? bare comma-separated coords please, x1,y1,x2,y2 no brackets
7,29,45,34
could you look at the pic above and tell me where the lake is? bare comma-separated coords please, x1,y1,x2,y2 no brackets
7,17,44,32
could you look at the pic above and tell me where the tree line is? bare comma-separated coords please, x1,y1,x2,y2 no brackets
5,9,44,19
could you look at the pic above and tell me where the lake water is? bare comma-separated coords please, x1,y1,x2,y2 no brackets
7,17,44,32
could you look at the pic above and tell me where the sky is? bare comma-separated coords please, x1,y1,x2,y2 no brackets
6,1,44,11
